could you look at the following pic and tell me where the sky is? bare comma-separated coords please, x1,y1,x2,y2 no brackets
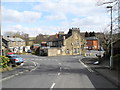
1,0,113,37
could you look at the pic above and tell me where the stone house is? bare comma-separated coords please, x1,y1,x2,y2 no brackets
5,37,26,53
2,37,9,56
39,28,86,56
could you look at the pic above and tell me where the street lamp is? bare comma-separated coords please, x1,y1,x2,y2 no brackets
106,6,113,69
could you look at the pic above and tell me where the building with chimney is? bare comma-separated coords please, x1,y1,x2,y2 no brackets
38,28,86,56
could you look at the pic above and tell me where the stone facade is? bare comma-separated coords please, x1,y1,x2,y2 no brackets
40,28,86,56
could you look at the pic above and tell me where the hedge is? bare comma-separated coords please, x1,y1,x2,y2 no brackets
0,56,10,68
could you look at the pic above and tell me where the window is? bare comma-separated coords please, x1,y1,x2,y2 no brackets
76,40,79,45
21,42,23,45
74,48,77,53
66,49,70,54
16,41,18,46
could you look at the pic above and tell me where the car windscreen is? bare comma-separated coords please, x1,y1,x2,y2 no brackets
9,56,20,58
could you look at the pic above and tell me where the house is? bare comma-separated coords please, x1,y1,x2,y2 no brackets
2,37,9,56
85,37,99,50
5,36,26,53
38,28,86,56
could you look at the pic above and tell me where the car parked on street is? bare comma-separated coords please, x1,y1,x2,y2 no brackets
6,54,24,66
27,49,32,53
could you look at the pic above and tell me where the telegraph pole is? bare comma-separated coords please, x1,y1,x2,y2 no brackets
107,6,113,69
0,28,2,56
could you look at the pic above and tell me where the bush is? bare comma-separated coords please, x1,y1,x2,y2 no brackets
0,56,10,68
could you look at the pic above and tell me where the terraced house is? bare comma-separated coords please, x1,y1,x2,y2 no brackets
39,28,86,56
5,36,26,53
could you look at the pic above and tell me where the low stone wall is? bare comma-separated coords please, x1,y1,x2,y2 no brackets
48,48,58,56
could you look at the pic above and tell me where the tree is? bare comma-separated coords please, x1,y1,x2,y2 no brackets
89,32,92,37
85,31,89,37
4,31,29,45
96,0,119,34
90,31,95,37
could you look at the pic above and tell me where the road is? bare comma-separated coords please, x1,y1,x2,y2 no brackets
2,55,117,89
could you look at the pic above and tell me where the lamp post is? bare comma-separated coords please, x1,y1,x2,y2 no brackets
107,6,113,69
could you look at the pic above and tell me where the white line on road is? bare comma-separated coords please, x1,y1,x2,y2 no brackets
60,67,62,72
59,63,61,65
0,75,15,82
50,83,55,90
1,61,39,82
15,74,19,76
31,61,37,67
79,59,94,73
19,72,24,74
58,73,60,75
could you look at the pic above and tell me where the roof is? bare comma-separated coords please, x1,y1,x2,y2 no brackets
7,38,25,42
86,37,98,40
47,33,72,42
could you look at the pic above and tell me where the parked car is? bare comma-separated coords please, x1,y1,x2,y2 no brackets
7,52,14,55
27,49,32,53
6,54,24,66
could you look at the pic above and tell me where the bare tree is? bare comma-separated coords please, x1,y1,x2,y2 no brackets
4,31,29,45
96,0,119,34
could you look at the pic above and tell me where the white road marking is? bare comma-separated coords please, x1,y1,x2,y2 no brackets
58,73,60,75
25,70,29,72
15,74,19,76
79,59,94,72
0,75,15,82
19,72,24,74
31,61,37,67
1,61,39,82
50,83,55,90
59,63,61,65
60,67,62,72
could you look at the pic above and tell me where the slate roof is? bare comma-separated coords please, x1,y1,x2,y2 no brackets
46,33,72,42
85,37,98,40
7,38,25,42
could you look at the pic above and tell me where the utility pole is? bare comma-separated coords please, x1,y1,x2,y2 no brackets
0,28,2,56
107,6,113,69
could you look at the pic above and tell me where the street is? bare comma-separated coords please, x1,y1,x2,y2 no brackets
2,55,117,88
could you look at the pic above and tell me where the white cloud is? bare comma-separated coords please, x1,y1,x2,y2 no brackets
61,15,110,32
2,0,113,35
33,0,106,16
2,25,66,37
44,12,67,20
2,6,42,23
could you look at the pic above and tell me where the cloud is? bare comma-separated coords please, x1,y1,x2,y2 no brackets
2,6,42,23
44,12,67,20
2,25,66,37
61,15,110,32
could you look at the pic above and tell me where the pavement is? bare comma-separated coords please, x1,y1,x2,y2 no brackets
81,56,120,87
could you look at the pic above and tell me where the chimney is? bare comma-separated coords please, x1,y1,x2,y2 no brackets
56,33,58,38
13,36,16,38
